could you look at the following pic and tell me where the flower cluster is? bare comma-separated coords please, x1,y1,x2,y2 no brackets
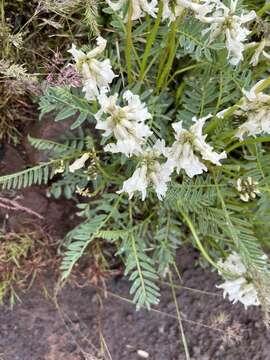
68,36,229,200
236,177,260,202
217,252,260,309
105,0,256,66
95,90,152,157
68,37,116,100
118,140,171,200
105,0,158,21
217,79,270,141
197,0,256,65
165,115,226,178
234,81,270,140
97,106,226,199
67,32,270,202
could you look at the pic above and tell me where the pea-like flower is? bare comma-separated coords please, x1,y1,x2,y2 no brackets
95,90,152,157
68,37,116,100
235,80,270,140
165,115,227,178
198,0,256,65
105,0,158,21
217,252,261,309
69,153,90,173
162,0,215,22
118,140,172,200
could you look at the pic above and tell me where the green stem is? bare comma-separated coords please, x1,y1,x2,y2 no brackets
226,136,270,153
125,0,133,83
179,210,219,270
139,2,163,81
156,19,179,92
169,271,191,360
258,3,270,16
166,62,207,87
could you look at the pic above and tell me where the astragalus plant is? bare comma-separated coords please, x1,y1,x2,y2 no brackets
2,0,270,318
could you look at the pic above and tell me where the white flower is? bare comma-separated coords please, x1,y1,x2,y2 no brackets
161,0,184,22
217,252,260,309
235,80,270,140
246,39,270,66
118,140,172,200
68,37,116,100
197,0,256,65
162,0,216,22
166,114,226,178
69,153,90,173
218,252,246,276
95,90,152,157
105,0,158,20
217,278,260,309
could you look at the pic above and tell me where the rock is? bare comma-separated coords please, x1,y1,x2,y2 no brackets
23,114,75,164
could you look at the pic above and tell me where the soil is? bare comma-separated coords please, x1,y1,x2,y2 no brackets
0,249,270,360
0,120,270,360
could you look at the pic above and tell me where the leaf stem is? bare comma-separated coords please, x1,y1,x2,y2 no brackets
126,0,133,83
169,271,190,360
139,2,163,81
179,210,219,270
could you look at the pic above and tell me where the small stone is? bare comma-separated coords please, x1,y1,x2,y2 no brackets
137,349,149,358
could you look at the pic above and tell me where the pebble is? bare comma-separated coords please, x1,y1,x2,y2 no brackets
137,349,149,358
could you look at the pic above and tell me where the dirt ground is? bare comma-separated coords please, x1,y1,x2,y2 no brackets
1,124,270,360
0,247,270,360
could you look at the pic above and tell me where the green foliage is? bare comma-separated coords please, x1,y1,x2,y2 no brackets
124,234,160,309
39,87,94,129
61,214,107,279
0,162,53,190
2,0,270,315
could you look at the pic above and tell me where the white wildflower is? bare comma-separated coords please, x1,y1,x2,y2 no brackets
118,140,172,200
235,80,270,139
95,90,152,157
197,0,256,65
162,0,215,22
247,39,270,66
166,114,227,178
217,252,260,309
68,37,116,100
217,277,260,309
105,0,158,21
236,177,260,202
218,252,246,276
69,153,90,173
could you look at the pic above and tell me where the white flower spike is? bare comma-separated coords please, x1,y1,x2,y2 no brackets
118,140,172,200
106,0,158,21
197,0,256,65
95,90,152,157
235,80,270,140
166,114,226,178
217,252,260,310
68,37,116,100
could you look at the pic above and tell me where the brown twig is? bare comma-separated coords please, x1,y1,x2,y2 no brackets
0,196,44,219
